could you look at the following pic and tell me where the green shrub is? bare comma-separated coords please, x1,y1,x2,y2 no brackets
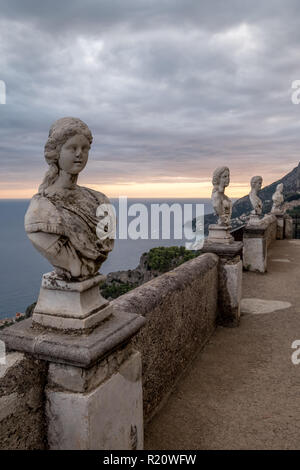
146,246,200,272
101,282,138,300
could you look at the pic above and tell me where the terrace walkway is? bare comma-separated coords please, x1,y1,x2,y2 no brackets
145,239,300,450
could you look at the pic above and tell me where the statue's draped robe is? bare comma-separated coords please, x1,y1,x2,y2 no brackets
25,187,114,277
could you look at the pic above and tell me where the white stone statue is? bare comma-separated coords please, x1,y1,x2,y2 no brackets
271,183,284,213
249,176,263,216
25,117,114,281
211,166,232,226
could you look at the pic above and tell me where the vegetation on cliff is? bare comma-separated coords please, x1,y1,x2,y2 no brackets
146,246,199,272
100,246,200,300
100,281,138,299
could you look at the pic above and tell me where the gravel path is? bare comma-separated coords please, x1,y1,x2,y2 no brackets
145,240,300,450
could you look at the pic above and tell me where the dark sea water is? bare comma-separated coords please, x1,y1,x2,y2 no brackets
0,198,213,319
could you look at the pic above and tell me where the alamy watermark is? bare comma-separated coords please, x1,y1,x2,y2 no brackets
291,340,300,365
291,80,300,104
95,197,205,250
0,80,6,104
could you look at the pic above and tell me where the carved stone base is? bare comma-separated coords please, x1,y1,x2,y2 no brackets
248,214,262,225
32,272,112,331
207,224,234,244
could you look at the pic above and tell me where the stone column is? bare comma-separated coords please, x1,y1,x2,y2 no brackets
272,211,285,240
284,214,293,239
243,224,267,273
202,241,243,327
0,276,146,450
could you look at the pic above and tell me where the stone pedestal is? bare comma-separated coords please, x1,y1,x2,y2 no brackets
207,224,234,244
32,272,113,331
249,214,263,225
0,275,146,450
46,349,143,450
242,216,277,273
202,241,243,327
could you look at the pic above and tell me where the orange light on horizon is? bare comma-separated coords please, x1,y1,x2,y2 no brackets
0,181,250,199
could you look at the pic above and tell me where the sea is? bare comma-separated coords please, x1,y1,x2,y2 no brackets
0,198,213,319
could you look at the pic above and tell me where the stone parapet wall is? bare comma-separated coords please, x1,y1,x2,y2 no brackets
0,352,47,449
113,253,219,423
0,252,220,446
263,214,277,247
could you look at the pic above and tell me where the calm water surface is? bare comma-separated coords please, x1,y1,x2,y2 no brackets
0,198,213,319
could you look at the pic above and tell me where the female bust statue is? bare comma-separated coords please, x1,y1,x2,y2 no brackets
271,183,284,213
249,176,263,215
211,166,232,226
25,117,114,281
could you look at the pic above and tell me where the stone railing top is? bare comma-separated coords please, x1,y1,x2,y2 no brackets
0,310,146,369
244,214,277,236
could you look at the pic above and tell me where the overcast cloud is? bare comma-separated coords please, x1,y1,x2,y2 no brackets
1,0,300,196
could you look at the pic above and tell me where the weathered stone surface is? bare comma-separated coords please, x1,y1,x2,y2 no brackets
284,215,293,239
202,240,243,259
34,272,108,319
211,166,232,226
207,224,234,244
271,183,284,213
47,351,143,450
202,241,243,327
48,343,133,393
0,352,23,379
0,312,146,368
243,214,277,272
0,353,47,449
249,176,263,216
218,258,243,327
275,214,284,240
25,117,114,281
33,303,113,331
243,236,266,273
113,253,219,423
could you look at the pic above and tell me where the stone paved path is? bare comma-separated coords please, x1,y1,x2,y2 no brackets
145,240,300,450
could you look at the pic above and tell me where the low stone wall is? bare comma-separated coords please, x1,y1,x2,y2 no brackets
113,252,219,423
0,252,219,446
0,352,47,449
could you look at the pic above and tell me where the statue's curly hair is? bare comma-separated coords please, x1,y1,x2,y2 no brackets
39,117,93,194
212,166,229,190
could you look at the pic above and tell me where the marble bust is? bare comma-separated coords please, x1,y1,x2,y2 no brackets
211,166,232,226
249,176,263,216
271,183,284,213
25,117,114,281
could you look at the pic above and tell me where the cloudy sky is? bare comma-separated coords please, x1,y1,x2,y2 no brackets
1,0,300,198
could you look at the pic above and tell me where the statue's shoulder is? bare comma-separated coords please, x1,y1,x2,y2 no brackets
25,194,59,231
26,193,54,215
81,187,111,205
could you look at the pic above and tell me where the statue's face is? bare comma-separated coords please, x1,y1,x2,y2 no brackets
255,178,262,191
220,169,230,188
59,134,90,175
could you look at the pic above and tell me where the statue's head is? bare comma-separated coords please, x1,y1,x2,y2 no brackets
39,117,93,194
250,175,263,192
212,166,230,191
